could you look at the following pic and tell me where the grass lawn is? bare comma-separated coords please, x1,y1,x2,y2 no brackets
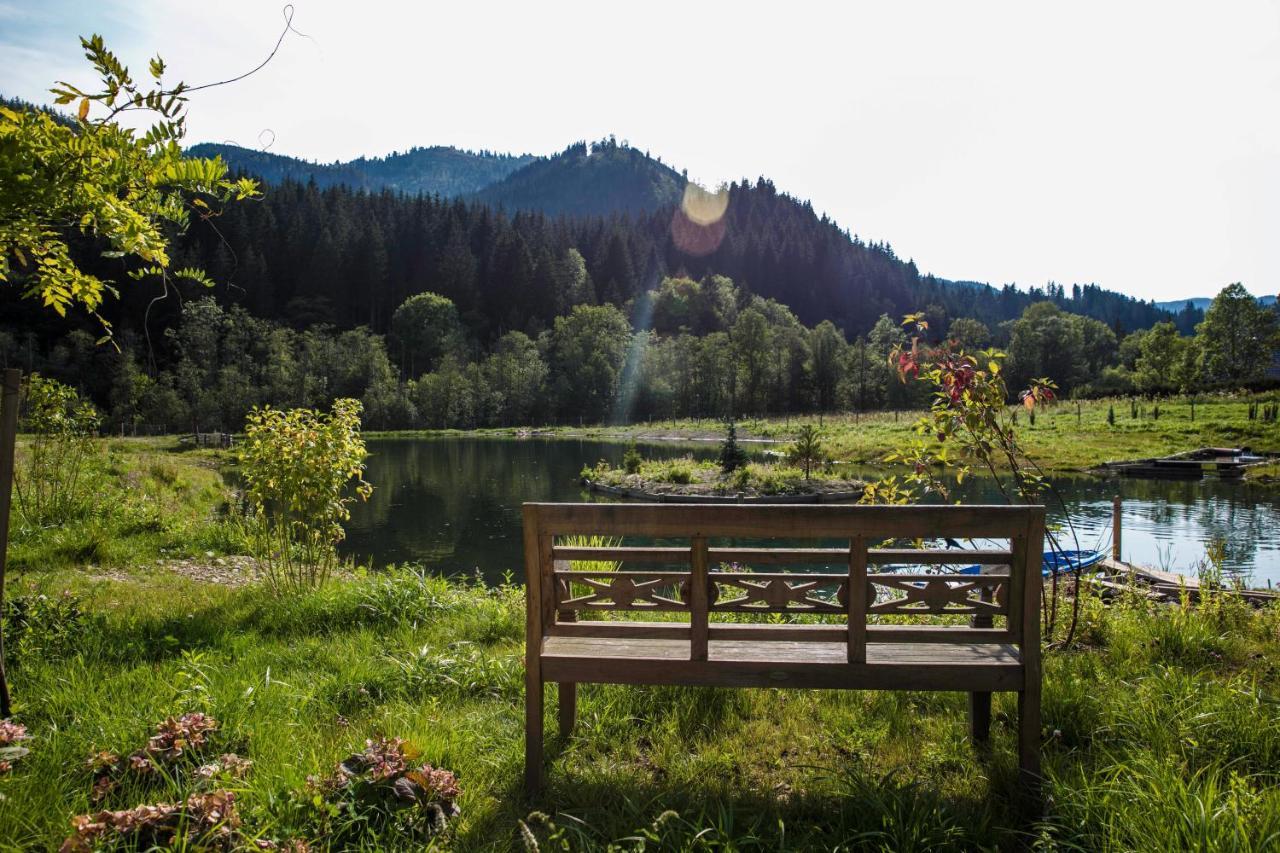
3,565,1279,851
2,436,1280,850
5,437,240,573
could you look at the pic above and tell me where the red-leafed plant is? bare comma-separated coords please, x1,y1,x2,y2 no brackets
299,737,460,844
863,313,1084,644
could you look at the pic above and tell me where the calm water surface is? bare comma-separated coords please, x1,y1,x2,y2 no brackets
343,437,1280,587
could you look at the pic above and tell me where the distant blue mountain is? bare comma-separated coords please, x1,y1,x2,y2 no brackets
1156,294,1276,313
186,142,535,198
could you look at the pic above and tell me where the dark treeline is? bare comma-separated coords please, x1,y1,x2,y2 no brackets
5,270,1274,434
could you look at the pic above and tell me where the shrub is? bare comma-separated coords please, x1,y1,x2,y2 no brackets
13,374,101,527
622,441,642,474
785,424,825,480
655,457,697,484
86,712,240,804
294,738,459,845
0,719,30,775
2,590,86,668
717,420,748,474
62,790,242,852
239,399,372,594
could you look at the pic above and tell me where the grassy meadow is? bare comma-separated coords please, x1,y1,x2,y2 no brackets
392,393,1280,474
4,550,1280,850
1,424,1279,849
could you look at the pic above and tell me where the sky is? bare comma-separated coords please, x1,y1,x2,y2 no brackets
3,0,1278,303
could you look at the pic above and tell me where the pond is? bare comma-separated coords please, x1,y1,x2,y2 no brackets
342,437,1280,587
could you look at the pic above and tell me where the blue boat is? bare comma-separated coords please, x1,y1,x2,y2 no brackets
957,549,1104,577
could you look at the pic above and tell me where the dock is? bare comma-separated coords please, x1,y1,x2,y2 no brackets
1097,447,1271,479
1095,557,1278,606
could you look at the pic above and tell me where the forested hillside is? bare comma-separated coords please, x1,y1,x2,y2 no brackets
472,139,686,216
186,142,535,197
7,124,1256,434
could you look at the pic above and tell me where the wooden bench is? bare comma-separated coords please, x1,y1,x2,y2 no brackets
523,502,1045,796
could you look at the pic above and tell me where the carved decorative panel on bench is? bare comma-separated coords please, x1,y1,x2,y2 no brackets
867,574,1007,616
708,572,847,614
554,571,689,611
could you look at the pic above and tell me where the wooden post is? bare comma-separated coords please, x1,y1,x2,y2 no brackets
690,536,709,661
1018,510,1046,787
557,589,577,738
1111,495,1122,561
967,582,994,744
847,536,867,663
522,505,544,798
0,368,20,719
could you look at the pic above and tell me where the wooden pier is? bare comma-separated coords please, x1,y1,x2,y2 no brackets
1098,447,1270,479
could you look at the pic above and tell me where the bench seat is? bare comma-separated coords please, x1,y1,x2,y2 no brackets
522,502,1046,796
542,636,1024,691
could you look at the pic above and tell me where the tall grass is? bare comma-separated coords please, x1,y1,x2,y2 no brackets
1,561,1278,850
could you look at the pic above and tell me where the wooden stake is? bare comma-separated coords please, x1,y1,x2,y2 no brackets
1111,495,1122,561
0,368,21,719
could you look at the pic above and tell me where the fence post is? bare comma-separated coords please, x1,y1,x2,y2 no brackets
1111,495,1122,562
0,368,21,718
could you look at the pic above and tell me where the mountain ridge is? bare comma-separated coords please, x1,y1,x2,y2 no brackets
186,135,1181,333
1155,295,1276,312
186,142,536,197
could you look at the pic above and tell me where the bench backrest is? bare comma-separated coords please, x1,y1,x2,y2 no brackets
523,503,1044,663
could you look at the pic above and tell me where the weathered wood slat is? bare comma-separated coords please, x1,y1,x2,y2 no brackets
554,570,691,580
869,549,1012,565
546,621,1014,645
540,637,1024,691
530,502,1042,539
553,546,691,563
709,547,848,564
709,571,848,582
871,572,1011,582
1018,510,1045,785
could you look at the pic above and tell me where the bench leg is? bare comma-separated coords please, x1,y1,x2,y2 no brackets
968,691,992,744
525,676,543,798
558,682,577,737
1018,686,1041,785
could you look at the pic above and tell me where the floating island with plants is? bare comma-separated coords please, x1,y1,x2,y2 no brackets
581,424,867,503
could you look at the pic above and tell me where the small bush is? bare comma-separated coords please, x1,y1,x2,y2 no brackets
13,374,101,527
239,399,372,594
292,738,459,846
650,457,699,485
717,420,748,474
2,589,87,668
785,424,825,480
62,790,242,852
0,720,31,775
86,712,240,804
622,441,643,474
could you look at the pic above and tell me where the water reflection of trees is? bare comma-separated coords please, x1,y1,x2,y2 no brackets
342,442,1278,583
844,465,1280,580
342,438,717,581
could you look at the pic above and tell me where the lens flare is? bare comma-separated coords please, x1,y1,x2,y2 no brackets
671,183,730,257
680,182,729,226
